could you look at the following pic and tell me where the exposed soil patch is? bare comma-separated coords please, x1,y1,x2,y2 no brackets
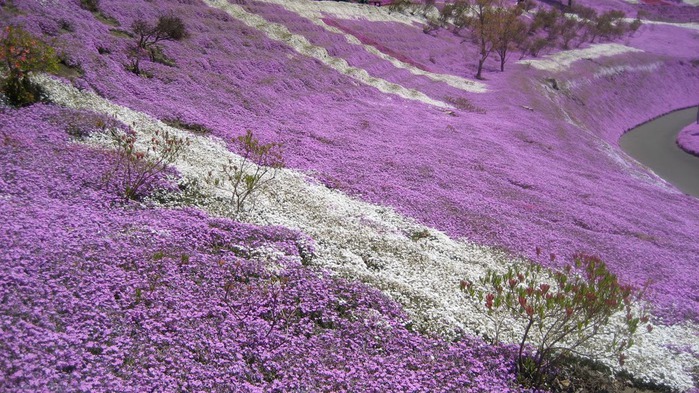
542,358,675,393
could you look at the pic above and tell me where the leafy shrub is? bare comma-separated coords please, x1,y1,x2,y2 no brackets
104,128,190,200
79,0,100,12
132,15,188,49
127,15,187,75
388,0,416,13
0,26,59,106
529,8,560,34
591,10,627,42
207,130,284,217
461,252,651,387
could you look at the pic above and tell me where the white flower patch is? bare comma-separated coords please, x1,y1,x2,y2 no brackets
593,62,663,79
260,0,422,25
32,72,699,391
202,0,452,109
256,0,487,93
565,61,664,90
518,43,643,72
637,19,699,31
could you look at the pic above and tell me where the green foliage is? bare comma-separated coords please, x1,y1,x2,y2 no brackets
127,15,187,75
79,0,100,13
491,5,526,72
207,130,284,217
629,18,642,34
529,8,560,34
132,15,188,50
388,0,416,13
438,0,470,27
409,229,432,241
592,10,628,42
436,0,639,75
461,252,651,387
162,117,212,134
104,128,190,201
438,0,528,78
0,26,59,106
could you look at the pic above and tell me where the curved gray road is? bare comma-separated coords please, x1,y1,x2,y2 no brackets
620,106,699,197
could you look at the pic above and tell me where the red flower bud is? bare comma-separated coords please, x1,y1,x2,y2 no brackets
485,293,495,310
526,305,534,317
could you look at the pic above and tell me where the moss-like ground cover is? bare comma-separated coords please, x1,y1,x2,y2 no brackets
2,0,699,390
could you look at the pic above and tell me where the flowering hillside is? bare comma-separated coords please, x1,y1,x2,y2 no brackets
1,0,699,391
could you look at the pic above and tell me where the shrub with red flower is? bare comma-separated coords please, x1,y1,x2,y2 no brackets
461,251,651,388
0,26,59,106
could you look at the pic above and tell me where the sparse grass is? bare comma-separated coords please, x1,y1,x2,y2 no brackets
162,118,212,135
95,13,120,27
109,28,132,38
445,96,486,114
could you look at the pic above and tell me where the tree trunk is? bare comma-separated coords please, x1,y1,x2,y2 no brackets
500,53,506,72
476,58,485,80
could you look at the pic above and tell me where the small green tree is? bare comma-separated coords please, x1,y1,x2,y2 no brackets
470,0,500,80
528,8,560,35
0,26,59,106
440,0,526,78
492,5,526,72
128,15,188,74
207,130,284,217
591,10,627,42
132,15,188,50
461,252,651,387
